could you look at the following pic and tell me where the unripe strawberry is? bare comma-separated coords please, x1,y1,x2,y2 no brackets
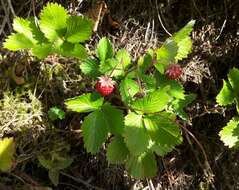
95,76,115,96
165,64,182,80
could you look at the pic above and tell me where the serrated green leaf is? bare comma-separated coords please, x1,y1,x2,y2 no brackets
126,152,157,179
59,42,88,59
106,136,129,164
171,93,196,120
82,110,109,153
13,17,33,38
138,72,157,92
150,142,174,156
155,39,178,73
219,117,239,148
65,93,104,113
172,20,195,61
31,44,52,59
175,36,192,61
99,58,124,77
48,106,65,121
124,113,149,155
29,17,49,43
0,137,15,172
173,20,195,43
3,33,35,51
101,104,124,135
66,16,93,43
228,68,239,95
143,114,182,148
97,37,114,62
119,78,139,103
155,72,185,99
116,48,131,69
137,53,153,73
80,57,101,78
38,155,53,170
39,3,68,41
216,80,235,106
49,170,59,186
132,88,170,114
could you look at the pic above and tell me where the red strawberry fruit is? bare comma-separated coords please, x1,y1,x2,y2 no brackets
95,76,116,96
165,64,182,80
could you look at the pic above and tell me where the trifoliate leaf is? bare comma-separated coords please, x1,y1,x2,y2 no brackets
216,80,235,106
228,68,239,95
106,136,129,164
49,170,59,186
97,37,114,62
31,44,52,59
119,78,139,103
48,106,65,121
124,113,150,155
132,88,170,114
155,39,178,73
143,114,182,148
126,152,157,179
0,137,15,172
65,93,104,113
155,72,185,99
65,16,93,43
101,104,124,135
39,3,68,41
3,33,35,51
219,117,239,148
115,48,131,69
171,93,196,120
80,57,101,78
82,110,109,153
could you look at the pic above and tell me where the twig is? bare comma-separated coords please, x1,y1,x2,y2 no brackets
7,0,16,17
215,19,227,41
60,171,105,190
180,123,215,185
155,0,172,36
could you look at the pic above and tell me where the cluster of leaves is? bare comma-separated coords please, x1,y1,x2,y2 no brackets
216,68,239,148
3,3,92,59
65,20,196,178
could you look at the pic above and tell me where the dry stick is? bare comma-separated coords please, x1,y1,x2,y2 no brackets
1,0,12,32
60,171,105,190
146,178,156,190
7,0,15,17
161,158,173,189
180,124,215,183
155,0,172,37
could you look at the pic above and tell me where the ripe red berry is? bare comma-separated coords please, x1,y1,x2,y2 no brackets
165,64,182,80
95,76,115,96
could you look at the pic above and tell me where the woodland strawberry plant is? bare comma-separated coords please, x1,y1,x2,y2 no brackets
216,68,239,148
2,1,196,181
65,20,196,178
